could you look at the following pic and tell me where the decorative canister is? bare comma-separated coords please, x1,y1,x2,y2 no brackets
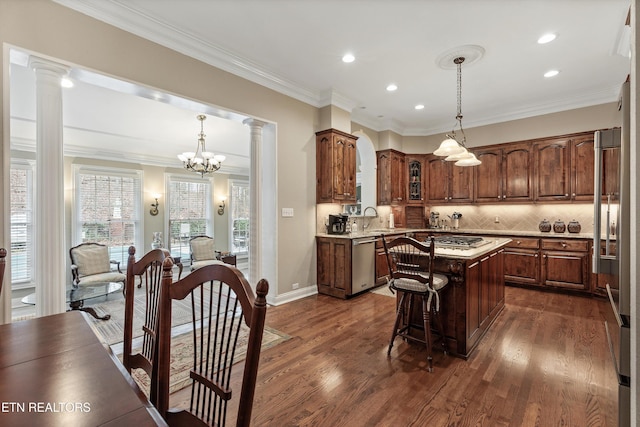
538,219,551,232
553,219,566,233
567,219,581,234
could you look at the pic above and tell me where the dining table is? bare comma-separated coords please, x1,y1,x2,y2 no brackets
0,310,167,426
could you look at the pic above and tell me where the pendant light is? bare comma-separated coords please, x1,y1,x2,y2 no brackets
434,56,480,166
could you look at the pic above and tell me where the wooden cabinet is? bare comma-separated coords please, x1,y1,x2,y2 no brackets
503,238,540,286
377,149,406,205
426,154,473,203
534,137,571,201
316,237,352,298
474,143,532,203
541,239,590,291
316,129,357,203
570,134,595,201
406,155,425,204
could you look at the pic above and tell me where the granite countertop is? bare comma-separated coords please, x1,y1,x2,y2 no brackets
433,237,512,260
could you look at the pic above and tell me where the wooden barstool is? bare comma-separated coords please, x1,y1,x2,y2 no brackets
382,235,448,372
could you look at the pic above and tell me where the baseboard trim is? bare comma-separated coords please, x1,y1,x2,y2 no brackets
268,285,317,306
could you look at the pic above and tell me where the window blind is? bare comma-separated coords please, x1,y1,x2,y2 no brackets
230,180,250,255
10,165,34,287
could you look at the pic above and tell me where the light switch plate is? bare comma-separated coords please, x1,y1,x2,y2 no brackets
282,208,294,217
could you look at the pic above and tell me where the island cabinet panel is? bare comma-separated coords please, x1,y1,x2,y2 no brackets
503,238,541,286
316,129,357,204
377,149,406,205
316,237,352,299
541,239,590,291
533,138,571,201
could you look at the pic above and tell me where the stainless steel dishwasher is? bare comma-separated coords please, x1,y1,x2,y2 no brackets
350,237,377,295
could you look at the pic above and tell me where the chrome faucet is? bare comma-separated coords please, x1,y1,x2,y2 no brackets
362,206,378,231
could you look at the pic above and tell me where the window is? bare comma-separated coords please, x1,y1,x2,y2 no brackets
10,163,34,287
229,180,249,255
74,166,142,266
167,175,212,261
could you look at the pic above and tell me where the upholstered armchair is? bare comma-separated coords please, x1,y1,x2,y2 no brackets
69,242,126,288
189,235,225,271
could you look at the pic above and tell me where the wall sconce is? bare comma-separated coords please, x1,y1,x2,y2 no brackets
217,198,226,215
150,194,161,216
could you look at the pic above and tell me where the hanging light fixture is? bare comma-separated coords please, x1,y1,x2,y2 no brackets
434,56,481,166
177,114,226,177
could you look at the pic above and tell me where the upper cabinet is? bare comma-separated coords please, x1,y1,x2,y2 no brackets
425,154,474,203
533,137,571,201
474,143,532,203
377,149,406,205
406,154,425,205
316,129,358,203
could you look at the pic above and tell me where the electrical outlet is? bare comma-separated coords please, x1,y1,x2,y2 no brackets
494,216,500,223
292,282,299,290
282,208,294,217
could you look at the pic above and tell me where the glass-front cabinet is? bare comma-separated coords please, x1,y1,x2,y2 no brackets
407,157,424,204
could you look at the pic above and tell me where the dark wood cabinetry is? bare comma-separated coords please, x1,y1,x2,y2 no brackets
406,155,425,204
501,235,591,293
541,239,590,291
316,237,352,298
570,134,596,201
534,137,571,201
474,143,532,202
316,129,357,203
503,238,541,286
377,149,406,205
425,154,473,203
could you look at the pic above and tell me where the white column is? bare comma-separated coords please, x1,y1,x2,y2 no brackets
29,56,68,317
243,119,266,284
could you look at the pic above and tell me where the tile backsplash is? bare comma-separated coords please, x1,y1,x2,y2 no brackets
430,203,596,234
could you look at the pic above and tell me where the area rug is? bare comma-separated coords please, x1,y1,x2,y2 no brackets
129,325,290,396
371,284,395,297
87,288,219,346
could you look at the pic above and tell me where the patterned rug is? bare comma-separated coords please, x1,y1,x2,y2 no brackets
85,289,290,395
130,325,290,396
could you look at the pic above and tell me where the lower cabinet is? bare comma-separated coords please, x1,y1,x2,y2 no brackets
503,237,541,286
317,237,352,299
501,235,591,293
541,239,590,291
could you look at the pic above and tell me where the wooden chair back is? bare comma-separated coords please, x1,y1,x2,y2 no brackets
382,235,435,290
123,246,170,405
157,260,268,427
0,248,6,297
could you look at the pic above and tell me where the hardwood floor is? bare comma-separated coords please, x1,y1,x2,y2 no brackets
171,286,617,426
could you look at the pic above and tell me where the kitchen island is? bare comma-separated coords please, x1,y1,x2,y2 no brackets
398,236,511,359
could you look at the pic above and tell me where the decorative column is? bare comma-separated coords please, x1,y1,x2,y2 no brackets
243,119,267,284
28,56,68,317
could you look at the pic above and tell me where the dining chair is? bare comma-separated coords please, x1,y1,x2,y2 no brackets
123,246,170,405
0,248,6,296
382,235,449,372
156,259,269,427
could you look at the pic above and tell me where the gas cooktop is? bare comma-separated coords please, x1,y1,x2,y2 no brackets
433,235,490,249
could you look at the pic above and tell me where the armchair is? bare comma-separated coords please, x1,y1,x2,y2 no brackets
189,235,225,271
69,242,126,288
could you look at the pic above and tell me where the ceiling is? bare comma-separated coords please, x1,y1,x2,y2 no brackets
11,1,631,172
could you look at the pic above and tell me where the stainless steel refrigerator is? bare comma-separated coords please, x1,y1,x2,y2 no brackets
593,79,630,427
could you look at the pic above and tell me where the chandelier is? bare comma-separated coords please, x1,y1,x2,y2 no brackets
177,114,226,177
433,56,481,167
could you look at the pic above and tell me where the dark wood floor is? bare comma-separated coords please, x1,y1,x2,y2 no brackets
171,286,617,426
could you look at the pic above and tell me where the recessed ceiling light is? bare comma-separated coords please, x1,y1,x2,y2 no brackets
415,104,425,110
61,77,74,88
386,84,398,92
538,33,557,44
342,53,355,63
544,70,560,78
